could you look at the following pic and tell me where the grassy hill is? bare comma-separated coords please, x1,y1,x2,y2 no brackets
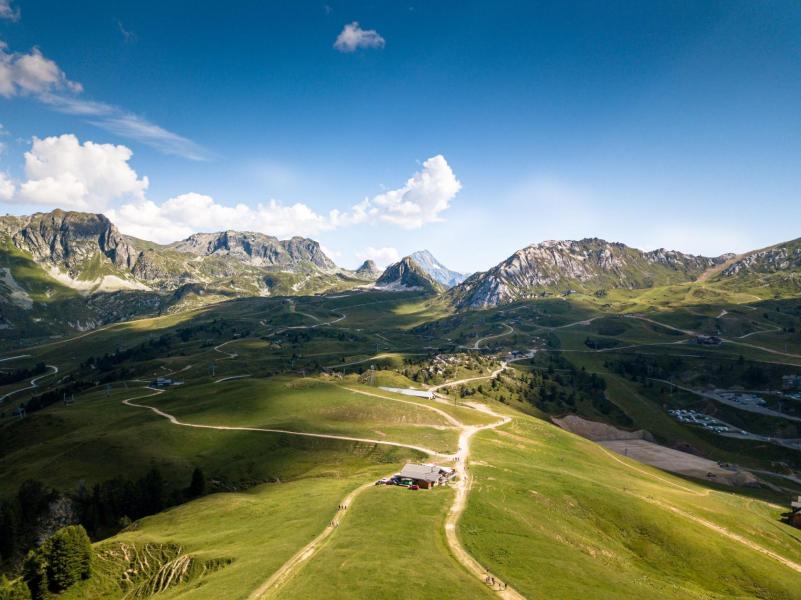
2,289,801,599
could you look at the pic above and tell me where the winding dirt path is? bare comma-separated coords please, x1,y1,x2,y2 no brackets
626,314,801,360
429,363,508,393
596,417,801,574
468,323,515,350
444,402,525,600
213,339,240,360
122,389,445,457
214,374,251,384
637,495,801,574
340,385,463,428
0,364,58,404
247,476,385,600
737,325,782,339
250,356,522,598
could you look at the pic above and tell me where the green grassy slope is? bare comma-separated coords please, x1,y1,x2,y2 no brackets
62,476,383,600
461,413,801,599
277,486,494,600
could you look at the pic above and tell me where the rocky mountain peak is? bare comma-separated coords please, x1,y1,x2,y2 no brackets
375,256,444,293
354,259,381,279
169,230,335,270
449,238,726,308
408,250,468,288
6,209,138,275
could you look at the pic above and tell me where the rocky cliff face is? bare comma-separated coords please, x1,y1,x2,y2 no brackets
169,231,335,271
409,250,468,288
375,256,444,293
3,210,139,276
719,239,801,276
450,238,725,308
0,210,345,297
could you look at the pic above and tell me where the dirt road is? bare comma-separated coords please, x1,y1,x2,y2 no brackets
122,389,445,457
429,363,509,393
250,357,523,599
0,364,58,404
444,402,525,600
248,476,386,600
468,323,515,350
341,385,463,428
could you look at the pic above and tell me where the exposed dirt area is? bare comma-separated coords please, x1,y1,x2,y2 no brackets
599,439,756,486
553,414,651,442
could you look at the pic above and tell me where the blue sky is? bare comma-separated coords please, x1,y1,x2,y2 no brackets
0,1,799,272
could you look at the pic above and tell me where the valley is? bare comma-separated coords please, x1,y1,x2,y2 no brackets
2,211,801,598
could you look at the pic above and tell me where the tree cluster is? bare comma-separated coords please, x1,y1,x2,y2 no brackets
22,525,92,599
0,364,47,387
1,468,206,573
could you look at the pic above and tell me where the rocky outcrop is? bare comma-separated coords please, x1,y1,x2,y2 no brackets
169,231,335,271
719,239,801,276
0,210,345,298
449,238,727,309
375,256,445,293
4,210,139,276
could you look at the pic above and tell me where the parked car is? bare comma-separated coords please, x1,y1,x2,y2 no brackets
375,478,390,486
408,484,420,491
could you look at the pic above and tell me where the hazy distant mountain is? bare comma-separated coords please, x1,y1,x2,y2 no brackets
409,250,468,288
449,238,729,308
354,259,381,280
375,256,445,294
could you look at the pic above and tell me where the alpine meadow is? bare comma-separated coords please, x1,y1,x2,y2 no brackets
2,2,801,599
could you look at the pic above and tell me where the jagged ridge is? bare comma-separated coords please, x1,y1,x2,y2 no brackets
449,238,729,308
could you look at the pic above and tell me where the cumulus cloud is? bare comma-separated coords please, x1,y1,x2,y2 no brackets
372,155,461,228
334,22,385,52
1,135,461,245
0,172,14,200
0,1,19,22
108,154,460,242
12,134,148,210
356,246,400,268
0,42,81,98
107,194,340,244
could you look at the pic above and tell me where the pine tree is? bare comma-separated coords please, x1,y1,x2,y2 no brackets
0,576,32,600
42,525,92,593
187,468,206,498
140,468,165,515
22,550,48,600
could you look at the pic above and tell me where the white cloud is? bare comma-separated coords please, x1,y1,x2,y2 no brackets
13,134,148,210
0,1,19,22
0,172,14,200
89,113,211,161
356,246,399,268
372,155,461,228
334,22,385,52
107,194,339,244
109,154,461,242
117,20,137,43
2,134,460,246
0,42,81,98
0,39,208,161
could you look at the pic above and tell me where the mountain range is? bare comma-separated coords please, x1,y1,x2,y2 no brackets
1,209,800,338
